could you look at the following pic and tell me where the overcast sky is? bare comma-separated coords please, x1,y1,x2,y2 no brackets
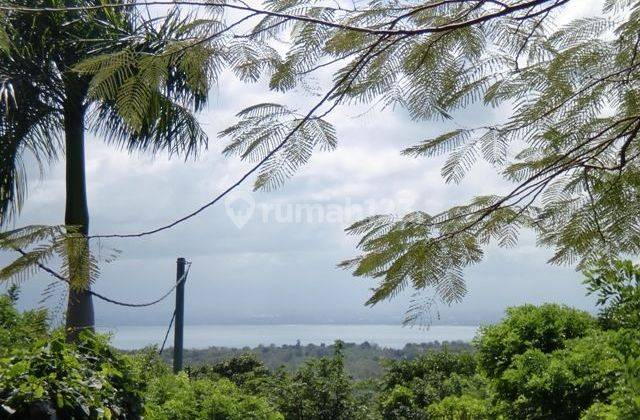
2,1,606,328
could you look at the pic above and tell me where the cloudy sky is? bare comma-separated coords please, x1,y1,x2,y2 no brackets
3,0,605,328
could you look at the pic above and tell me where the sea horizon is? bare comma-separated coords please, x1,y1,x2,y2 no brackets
98,323,480,350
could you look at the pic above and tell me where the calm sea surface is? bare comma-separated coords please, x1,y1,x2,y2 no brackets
97,324,479,350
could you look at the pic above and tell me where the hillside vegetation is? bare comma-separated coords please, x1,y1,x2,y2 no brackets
159,341,473,380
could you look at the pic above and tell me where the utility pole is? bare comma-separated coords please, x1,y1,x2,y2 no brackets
173,257,186,373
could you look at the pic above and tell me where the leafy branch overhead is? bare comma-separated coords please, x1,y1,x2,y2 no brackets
186,0,640,320
220,103,336,190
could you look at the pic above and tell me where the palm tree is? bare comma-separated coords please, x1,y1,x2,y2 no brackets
0,1,211,340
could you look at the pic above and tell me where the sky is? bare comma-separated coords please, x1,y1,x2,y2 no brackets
3,0,606,328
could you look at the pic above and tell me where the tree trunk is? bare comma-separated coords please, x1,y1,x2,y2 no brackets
63,76,94,342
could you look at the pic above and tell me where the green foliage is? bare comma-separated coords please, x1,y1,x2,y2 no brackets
494,329,640,419
220,104,336,190
74,10,214,159
4,281,640,420
186,353,274,398
267,341,356,420
129,346,172,385
475,304,595,377
584,258,640,329
0,287,47,350
379,349,485,419
426,395,490,420
171,341,473,380
143,374,282,420
0,293,283,419
379,385,422,419
0,295,143,420
582,365,640,420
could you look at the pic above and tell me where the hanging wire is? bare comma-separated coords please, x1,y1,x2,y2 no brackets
158,310,176,355
14,246,193,308
92,262,191,308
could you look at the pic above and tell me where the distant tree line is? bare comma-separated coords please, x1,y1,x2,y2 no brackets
157,340,473,380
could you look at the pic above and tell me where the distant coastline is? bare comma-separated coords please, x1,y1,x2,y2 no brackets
99,323,480,350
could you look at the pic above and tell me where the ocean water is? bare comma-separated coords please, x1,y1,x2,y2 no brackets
97,324,479,350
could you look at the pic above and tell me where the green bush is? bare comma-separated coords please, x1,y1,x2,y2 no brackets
476,304,596,377
378,350,483,419
0,330,143,419
426,395,490,419
268,341,356,420
186,353,271,391
0,290,143,419
144,373,282,420
0,287,47,350
583,259,640,330
581,356,640,420
379,385,422,419
581,396,640,420
494,329,640,419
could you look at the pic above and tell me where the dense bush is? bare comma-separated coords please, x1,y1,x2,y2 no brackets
144,373,282,420
475,303,596,377
426,395,489,419
188,354,270,385
0,291,280,420
584,259,640,330
379,350,485,419
0,291,143,419
494,329,640,418
0,286,48,350
581,364,640,420
267,342,356,420
184,342,360,420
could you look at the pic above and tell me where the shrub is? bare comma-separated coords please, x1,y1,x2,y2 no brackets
129,346,172,385
0,291,143,419
0,330,143,419
186,353,271,390
269,341,356,420
426,395,490,419
583,259,640,330
581,356,640,420
378,350,482,419
144,373,282,420
0,286,47,350
379,385,422,419
476,304,596,378
494,329,640,419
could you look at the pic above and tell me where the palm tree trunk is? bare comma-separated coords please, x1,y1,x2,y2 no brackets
63,78,94,342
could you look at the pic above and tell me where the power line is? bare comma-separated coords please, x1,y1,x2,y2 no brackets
89,34,390,241
92,261,191,307
3,2,564,243
16,246,191,361
159,310,176,355
14,246,192,308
